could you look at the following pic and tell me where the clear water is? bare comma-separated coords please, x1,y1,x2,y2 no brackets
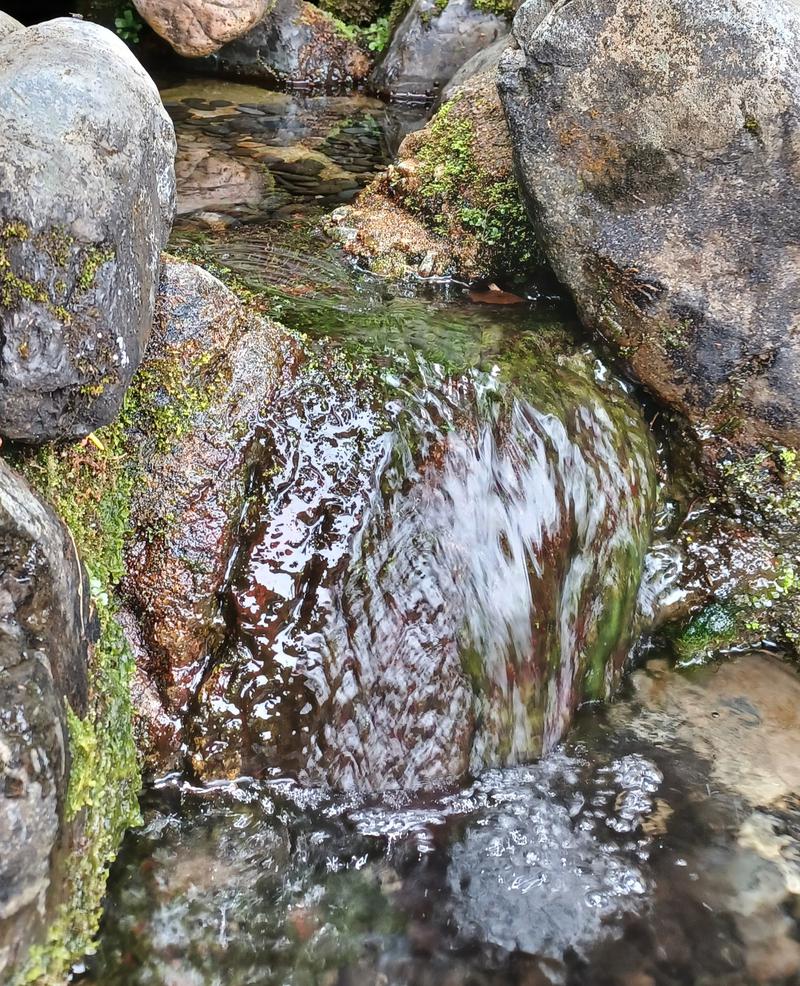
76,84,800,985
81,654,800,985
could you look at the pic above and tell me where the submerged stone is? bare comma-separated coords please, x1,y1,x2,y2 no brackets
187,336,656,791
84,651,800,986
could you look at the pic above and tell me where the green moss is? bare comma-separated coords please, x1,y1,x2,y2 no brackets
6,305,238,982
406,100,541,280
743,113,762,137
0,219,115,323
673,601,740,667
77,246,115,293
317,0,382,27
9,413,138,984
471,0,514,15
387,0,412,32
720,445,800,539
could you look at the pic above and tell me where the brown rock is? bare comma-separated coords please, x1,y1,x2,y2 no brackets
122,260,302,766
133,0,271,57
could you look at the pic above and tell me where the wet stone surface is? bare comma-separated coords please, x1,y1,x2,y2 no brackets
80,653,800,986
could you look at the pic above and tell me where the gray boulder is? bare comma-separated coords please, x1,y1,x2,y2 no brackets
0,459,88,977
202,0,371,87
373,0,510,97
499,0,800,448
0,18,176,444
441,33,509,99
0,11,22,39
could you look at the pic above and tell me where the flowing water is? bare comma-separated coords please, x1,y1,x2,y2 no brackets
76,83,800,984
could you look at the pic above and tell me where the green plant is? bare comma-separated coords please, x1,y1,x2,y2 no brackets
361,15,390,51
114,6,143,44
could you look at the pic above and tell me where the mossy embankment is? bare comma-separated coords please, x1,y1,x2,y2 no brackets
4,267,236,983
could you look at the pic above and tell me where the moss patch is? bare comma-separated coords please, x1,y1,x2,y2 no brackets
5,285,239,982
0,219,115,327
407,96,541,279
332,74,542,283
472,0,514,16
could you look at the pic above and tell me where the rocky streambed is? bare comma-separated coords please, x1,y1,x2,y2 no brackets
1,2,800,985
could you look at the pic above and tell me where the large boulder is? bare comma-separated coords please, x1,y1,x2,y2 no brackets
133,0,271,56
499,0,800,450
122,260,301,771
0,18,176,444
0,11,22,39
441,31,509,98
202,0,371,88
372,0,510,97
0,459,88,979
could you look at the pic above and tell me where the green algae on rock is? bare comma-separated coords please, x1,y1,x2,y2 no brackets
4,436,140,985
3,256,295,983
120,260,305,773
328,71,541,284
182,314,656,790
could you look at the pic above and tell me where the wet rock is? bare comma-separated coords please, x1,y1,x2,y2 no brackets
175,131,276,216
203,0,372,88
499,0,800,450
0,459,88,979
122,260,300,772
0,11,22,38
133,0,271,56
328,71,539,282
623,654,800,806
372,0,510,98
441,32,509,99
189,336,656,791
619,654,800,984
0,18,176,444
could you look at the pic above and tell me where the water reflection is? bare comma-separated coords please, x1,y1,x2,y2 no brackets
161,79,428,229
82,654,800,986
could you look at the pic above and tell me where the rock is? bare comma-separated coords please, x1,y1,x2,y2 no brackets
327,71,540,282
0,18,176,444
202,0,371,88
372,0,510,97
624,654,800,806
499,0,800,450
188,332,656,790
0,11,22,38
0,459,88,979
122,260,301,771
132,0,270,56
441,32,509,99
174,131,276,216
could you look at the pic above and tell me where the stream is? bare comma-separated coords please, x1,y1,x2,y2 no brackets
77,82,800,985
